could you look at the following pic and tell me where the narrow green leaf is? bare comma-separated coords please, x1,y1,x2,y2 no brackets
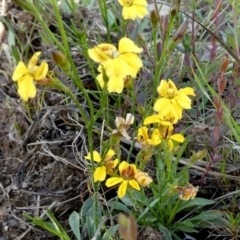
176,198,215,214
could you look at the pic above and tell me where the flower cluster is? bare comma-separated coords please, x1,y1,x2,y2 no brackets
88,37,143,93
137,79,195,150
12,52,49,101
85,150,152,199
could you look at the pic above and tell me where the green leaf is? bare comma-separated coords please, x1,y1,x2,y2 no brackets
173,221,198,233
23,211,71,240
156,223,172,240
80,197,94,217
187,210,225,227
80,197,102,239
107,201,130,213
106,9,116,29
176,198,215,214
102,225,119,240
69,211,81,240
137,197,160,221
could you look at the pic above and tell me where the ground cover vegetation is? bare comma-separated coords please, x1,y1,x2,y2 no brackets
1,0,240,239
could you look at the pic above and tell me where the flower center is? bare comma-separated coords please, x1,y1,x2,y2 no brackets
121,166,135,179
111,51,119,58
167,88,175,98
125,0,133,7
105,160,115,170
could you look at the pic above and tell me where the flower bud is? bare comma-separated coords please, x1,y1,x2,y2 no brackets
173,20,189,41
134,170,153,187
190,150,207,162
136,145,153,163
118,214,138,240
150,10,158,28
220,54,229,73
51,50,70,72
160,15,169,36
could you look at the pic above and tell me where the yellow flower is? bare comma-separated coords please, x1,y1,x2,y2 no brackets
88,37,143,93
96,58,131,93
173,183,199,201
12,52,48,101
143,114,175,125
105,161,140,198
112,113,134,140
158,124,185,150
137,126,161,146
134,170,153,187
154,79,195,120
118,0,148,20
85,149,118,182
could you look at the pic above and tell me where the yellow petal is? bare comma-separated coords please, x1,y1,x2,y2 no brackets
17,75,36,101
119,161,129,174
118,37,143,54
104,58,128,79
119,53,143,77
167,139,173,150
112,159,119,168
174,94,192,109
35,61,48,80
93,166,106,182
137,127,149,143
128,179,140,191
12,62,29,81
96,73,105,89
171,99,183,119
170,134,185,143
88,44,117,63
143,115,161,125
157,80,168,97
102,58,128,93
107,76,124,93
154,98,170,113
28,52,41,69
85,151,101,163
105,149,116,161
167,79,178,93
179,87,195,96
118,0,125,6
118,180,128,198
151,129,161,145
134,0,148,5
122,5,148,20
106,177,123,187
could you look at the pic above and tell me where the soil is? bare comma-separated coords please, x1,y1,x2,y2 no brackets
1,1,240,240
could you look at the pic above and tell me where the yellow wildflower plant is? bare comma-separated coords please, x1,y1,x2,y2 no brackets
118,0,148,20
105,161,140,198
88,37,143,93
158,124,185,150
134,170,153,187
154,79,195,121
12,52,48,101
173,183,199,201
85,149,119,182
137,126,161,146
